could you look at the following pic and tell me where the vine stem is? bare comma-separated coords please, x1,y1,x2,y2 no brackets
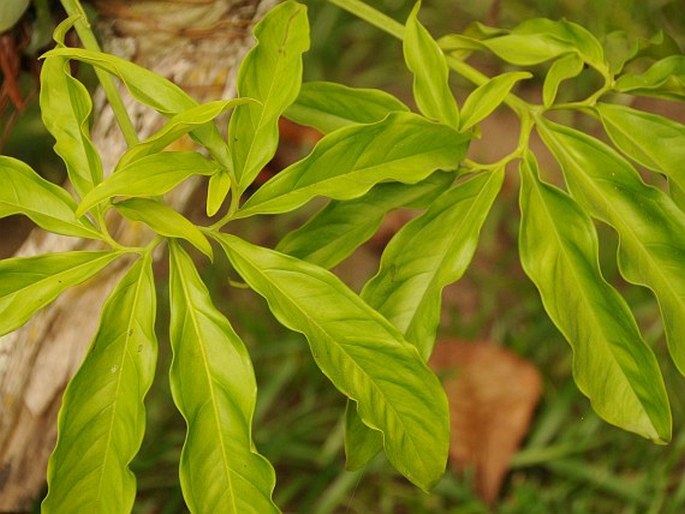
59,0,139,148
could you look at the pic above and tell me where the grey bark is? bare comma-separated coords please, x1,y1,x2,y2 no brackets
0,1,276,509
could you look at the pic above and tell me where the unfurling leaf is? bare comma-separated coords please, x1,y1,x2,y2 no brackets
538,119,685,376
518,151,671,442
404,0,459,127
237,112,469,218
168,243,278,513
285,81,409,134
43,255,157,513
216,234,449,491
76,152,220,216
229,0,310,191
0,251,121,337
114,198,213,260
0,156,99,238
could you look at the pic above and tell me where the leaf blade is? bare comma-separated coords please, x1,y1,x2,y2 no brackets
518,152,670,442
168,242,278,513
229,0,310,191
276,171,454,269
216,234,449,491
284,81,409,134
460,71,531,130
76,152,220,216
538,119,685,376
0,156,99,238
114,198,213,260
403,1,459,127
43,255,157,513
237,112,469,218
0,250,122,337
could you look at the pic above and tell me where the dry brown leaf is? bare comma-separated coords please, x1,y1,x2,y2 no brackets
430,339,542,504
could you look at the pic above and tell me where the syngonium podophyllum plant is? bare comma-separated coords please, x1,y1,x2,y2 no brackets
1,0,684,510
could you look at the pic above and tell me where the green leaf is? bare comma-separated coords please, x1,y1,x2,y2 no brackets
229,0,310,191
344,170,503,469
43,254,157,513
460,71,531,130
363,170,503,359
0,250,121,337
403,1,459,127
43,47,230,165
614,55,685,101
207,170,232,218
114,198,213,260
76,152,220,216
543,53,584,107
237,112,469,218
512,18,605,71
603,30,680,76
40,16,103,197
276,171,454,269
117,98,254,170
538,119,685,376
596,103,685,194
168,242,278,513
0,156,99,238
474,33,572,66
518,152,670,443
216,234,449,491
284,81,409,134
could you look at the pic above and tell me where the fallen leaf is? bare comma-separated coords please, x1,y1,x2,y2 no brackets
430,339,542,504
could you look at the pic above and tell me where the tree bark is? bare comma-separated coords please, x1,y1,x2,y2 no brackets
0,1,276,509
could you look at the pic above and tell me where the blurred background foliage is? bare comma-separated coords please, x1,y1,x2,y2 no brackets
1,0,684,512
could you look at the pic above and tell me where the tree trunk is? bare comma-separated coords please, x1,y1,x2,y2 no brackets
0,1,276,509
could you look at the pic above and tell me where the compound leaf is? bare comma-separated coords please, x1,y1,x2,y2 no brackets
284,81,409,134
229,0,309,191
460,72,531,130
518,152,670,443
43,254,157,513
168,243,278,513
40,16,103,197
276,171,454,269
403,1,459,127
216,234,449,491
0,250,121,337
114,198,213,260
0,156,99,238
237,112,469,218
76,152,220,216
538,119,685,376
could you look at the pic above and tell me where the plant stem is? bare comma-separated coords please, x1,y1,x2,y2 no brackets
60,0,139,148
328,0,530,116
328,0,405,40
